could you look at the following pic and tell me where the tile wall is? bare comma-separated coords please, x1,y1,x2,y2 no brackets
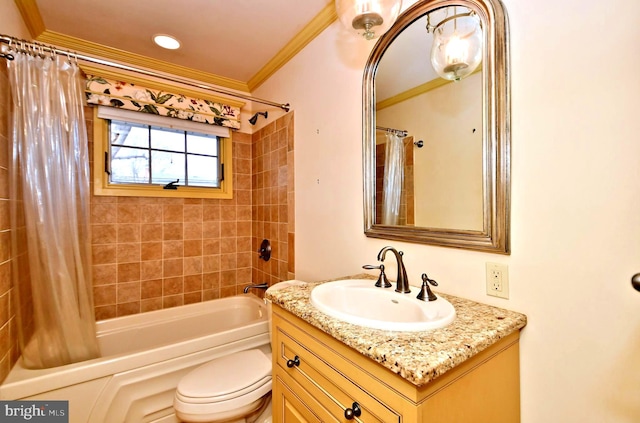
0,64,20,382
89,111,295,319
0,88,295,383
251,113,295,285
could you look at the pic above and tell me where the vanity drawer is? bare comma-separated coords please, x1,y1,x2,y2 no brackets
273,310,402,422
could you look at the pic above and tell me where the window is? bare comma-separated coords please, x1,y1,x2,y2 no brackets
93,107,233,199
109,121,222,187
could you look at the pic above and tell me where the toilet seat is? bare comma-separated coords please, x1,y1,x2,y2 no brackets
174,349,272,421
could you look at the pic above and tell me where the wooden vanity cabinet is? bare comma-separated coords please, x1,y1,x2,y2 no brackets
272,305,521,423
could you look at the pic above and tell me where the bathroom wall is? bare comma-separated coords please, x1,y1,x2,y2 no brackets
87,110,294,319
0,0,31,384
0,50,16,385
251,113,295,285
252,1,640,422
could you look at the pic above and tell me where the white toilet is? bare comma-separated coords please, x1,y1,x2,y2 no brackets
174,348,273,423
175,283,308,422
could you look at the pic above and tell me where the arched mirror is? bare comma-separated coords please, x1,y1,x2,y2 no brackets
363,0,510,253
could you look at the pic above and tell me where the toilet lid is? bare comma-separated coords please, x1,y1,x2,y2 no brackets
177,349,272,403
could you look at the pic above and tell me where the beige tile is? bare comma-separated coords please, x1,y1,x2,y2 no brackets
202,222,220,238
117,224,141,243
203,239,220,255
163,223,183,240
92,244,117,265
140,204,163,223
92,224,117,244
117,243,141,263
163,240,184,259
141,224,163,242
163,276,183,295
203,272,220,290
184,292,202,305
117,262,140,282
184,239,202,257
162,295,183,309
203,205,220,221
141,260,163,281
117,204,140,223
140,297,162,313
117,282,140,303
95,305,116,321
117,302,140,317
141,242,162,261
203,255,220,273
184,222,203,240
184,257,203,276
93,284,116,306
163,258,183,277
184,275,203,293
93,264,117,286
92,203,117,224
183,205,203,222
141,279,162,299
163,204,183,222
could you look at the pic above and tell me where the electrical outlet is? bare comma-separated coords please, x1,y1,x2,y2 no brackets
486,262,509,299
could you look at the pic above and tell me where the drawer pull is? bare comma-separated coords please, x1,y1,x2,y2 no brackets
344,402,362,420
286,355,300,368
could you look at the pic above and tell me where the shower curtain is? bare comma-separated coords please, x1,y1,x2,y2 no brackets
8,50,100,368
382,132,405,225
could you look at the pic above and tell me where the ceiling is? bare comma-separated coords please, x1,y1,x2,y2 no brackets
18,0,335,93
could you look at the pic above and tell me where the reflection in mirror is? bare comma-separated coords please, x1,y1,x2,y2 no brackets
363,0,510,253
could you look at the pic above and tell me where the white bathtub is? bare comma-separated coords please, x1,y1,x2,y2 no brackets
0,294,270,423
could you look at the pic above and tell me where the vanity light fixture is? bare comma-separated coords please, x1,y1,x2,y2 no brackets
335,0,403,40
153,34,181,50
427,7,482,81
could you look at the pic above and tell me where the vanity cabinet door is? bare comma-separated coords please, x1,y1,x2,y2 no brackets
273,373,333,422
273,310,402,422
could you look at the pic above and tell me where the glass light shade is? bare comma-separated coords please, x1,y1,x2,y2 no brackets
335,0,403,40
430,13,482,81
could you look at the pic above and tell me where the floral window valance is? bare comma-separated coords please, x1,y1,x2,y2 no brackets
85,75,241,130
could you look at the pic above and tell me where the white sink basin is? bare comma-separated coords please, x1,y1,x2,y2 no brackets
310,279,455,332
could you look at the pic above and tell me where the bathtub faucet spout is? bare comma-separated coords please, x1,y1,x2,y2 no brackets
243,283,269,294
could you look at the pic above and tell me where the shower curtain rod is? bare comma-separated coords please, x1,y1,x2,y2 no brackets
376,125,408,137
0,34,290,112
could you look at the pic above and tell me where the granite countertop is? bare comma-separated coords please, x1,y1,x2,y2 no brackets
266,274,527,387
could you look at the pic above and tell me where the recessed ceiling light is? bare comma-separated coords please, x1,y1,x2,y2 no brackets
153,34,181,50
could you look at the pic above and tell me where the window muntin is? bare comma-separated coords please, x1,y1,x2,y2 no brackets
108,120,221,188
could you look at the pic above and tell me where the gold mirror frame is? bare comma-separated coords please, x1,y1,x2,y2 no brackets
363,0,510,254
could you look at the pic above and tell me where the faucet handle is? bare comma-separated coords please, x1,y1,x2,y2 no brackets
362,264,392,288
417,273,438,301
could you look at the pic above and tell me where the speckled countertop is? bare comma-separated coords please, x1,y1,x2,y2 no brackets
266,274,527,387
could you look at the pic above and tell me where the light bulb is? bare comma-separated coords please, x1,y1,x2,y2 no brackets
429,10,482,81
335,0,403,40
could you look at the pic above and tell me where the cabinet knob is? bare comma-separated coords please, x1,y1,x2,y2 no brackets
344,402,362,420
286,356,300,368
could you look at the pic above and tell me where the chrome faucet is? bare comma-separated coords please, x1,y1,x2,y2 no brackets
377,246,411,293
243,282,269,294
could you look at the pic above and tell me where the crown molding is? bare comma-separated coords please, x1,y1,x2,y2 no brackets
37,30,250,93
14,0,335,95
248,2,337,91
377,67,482,110
377,78,452,110
14,0,45,38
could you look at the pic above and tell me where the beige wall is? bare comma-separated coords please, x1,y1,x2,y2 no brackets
377,72,483,230
254,1,640,422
